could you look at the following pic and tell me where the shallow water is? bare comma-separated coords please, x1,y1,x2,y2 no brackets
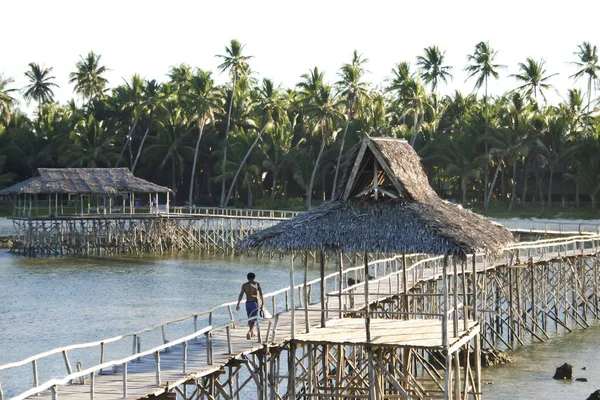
2,216,600,399
481,323,600,399
0,248,328,397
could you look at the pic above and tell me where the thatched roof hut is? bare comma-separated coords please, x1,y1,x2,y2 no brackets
0,168,171,195
239,137,514,258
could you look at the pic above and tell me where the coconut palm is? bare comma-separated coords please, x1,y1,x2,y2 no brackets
332,50,369,198
301,84,342,209
66,115,118,168
465,41,505,211
144,104,194,200
68,51,109,105
184,69,221,205
216,39,253,207
22,62,59,118
0,74,18,125
262,115,304,201
223,78,285,206
535,109,573,207
565,136,600,208
511,58,558,103
416,45,453,95
113,74,145,166
569,41,599,131
388,74,430,147
132,79,164,173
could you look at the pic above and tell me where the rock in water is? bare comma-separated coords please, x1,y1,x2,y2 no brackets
587,390,600,400
552,363,573,380
576,378,588,382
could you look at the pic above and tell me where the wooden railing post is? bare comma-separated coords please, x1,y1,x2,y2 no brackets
89,373,94,399
183,341,188,374
32,359,39,389
226,326,232,354
206,332,213,365
122,362,128,398
154,351,161,386
62,351,72,376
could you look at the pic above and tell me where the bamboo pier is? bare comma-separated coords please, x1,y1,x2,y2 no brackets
1,235,598,400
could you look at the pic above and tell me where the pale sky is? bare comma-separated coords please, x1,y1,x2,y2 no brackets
2,0,599,111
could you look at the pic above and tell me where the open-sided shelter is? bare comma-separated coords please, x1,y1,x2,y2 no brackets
239,136,515,399
0,168,171,216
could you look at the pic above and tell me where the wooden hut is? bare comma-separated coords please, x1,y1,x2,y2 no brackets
0,168,171,216
239,137,515,400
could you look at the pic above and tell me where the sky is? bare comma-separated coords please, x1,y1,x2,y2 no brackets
2,0,599,112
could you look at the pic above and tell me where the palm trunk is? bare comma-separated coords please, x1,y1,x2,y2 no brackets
223,123,267,206
131,116,152,174
307,133,327,210
171,157,177,203
483,78,490,211
585,76,592,131
409,108,418,147
485,156,504,209
189,119,206,206
117,120,138,168
547,165,555,208
220,76,237,207
331,116,351,199
271,169,277,201
509,158,518,210
522,160,530,205
461,179,467,207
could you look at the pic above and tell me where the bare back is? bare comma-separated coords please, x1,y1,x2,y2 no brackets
241,281,261,303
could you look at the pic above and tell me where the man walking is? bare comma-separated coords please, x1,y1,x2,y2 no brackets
236,272,264,339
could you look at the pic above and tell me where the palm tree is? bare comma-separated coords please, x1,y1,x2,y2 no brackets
65,115,118,167
416,45,453,95
262,115,304,202
536,109,572,207
68,51,109,105
144,103,194,201
22,62,59,117
569,41,599,132
332,50,369,198
184,69,221,206
301,84,342,209
388,73,430,147
565,137,600,208
510,58,558,103
224,78,285,206
131,79,164,173
216,39,252,207
465,41,505,211
113,74,145,166
0,74,18,125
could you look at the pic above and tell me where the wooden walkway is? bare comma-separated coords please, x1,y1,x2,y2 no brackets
2,233,599,400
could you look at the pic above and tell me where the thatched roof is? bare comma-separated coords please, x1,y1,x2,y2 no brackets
0,168,171,195
239,137,514,257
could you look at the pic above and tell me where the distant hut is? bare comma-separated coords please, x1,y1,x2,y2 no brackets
0,168,171,216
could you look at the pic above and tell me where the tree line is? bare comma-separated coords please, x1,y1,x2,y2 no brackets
0,40,599,211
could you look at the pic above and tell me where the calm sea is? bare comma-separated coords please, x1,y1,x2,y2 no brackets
0,218,599,399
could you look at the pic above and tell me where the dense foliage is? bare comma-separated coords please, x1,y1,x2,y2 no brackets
1,41,599,211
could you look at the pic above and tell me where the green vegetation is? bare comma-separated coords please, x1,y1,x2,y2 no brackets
1,41,600,213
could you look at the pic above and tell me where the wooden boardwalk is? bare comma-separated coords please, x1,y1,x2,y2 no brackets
2,233,599,400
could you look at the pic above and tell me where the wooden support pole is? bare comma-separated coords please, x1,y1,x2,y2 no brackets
320,251,326,328
290,253,296,339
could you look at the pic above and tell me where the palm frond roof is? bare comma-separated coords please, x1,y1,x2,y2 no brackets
239,137,514,257
0,168,171,195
